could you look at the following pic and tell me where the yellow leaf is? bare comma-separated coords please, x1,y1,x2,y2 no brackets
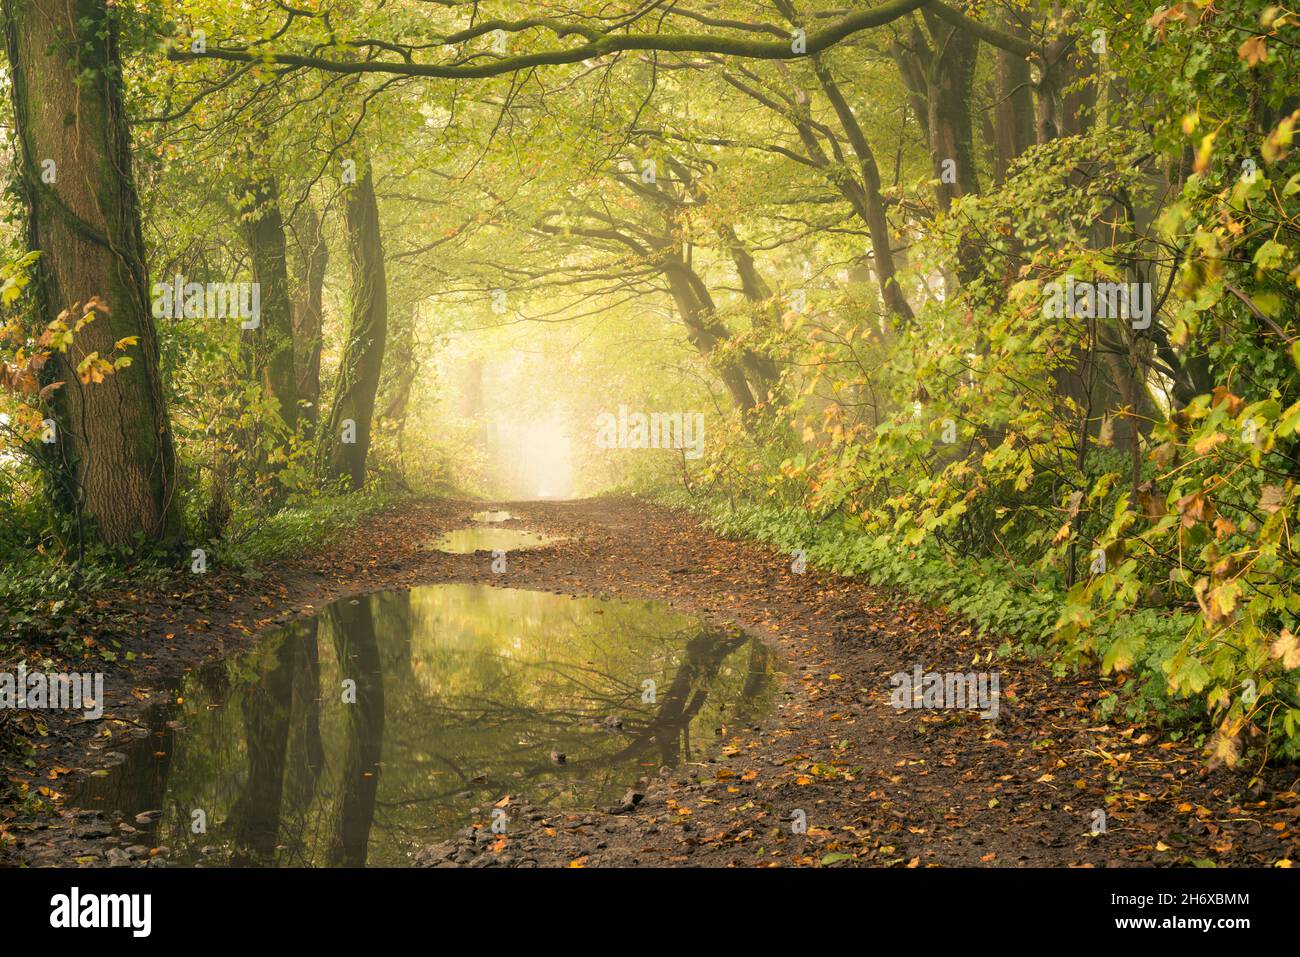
1194,131,1217,174
1271,629,1300,669
1238,34,1268,66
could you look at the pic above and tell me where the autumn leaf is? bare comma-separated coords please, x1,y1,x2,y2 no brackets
1263,111,1297,163
1258,485,1286,514
1148,4,1190,39
1175,490,1215,528
1192,432,1227,454
1194,130,1217,174
1271,630,1300,669
1237,35,1267,67
1211,386,1244,415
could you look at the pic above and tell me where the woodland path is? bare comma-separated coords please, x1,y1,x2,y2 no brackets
4,498,1297,868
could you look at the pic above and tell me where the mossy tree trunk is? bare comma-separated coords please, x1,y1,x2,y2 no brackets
240,177,300,439
291,202,328,427
3,0,181,547
992,13,1036,183
322,164,388,491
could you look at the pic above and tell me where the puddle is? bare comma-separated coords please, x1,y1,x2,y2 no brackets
431,527,559,553
67,584,778,866
471,510,514,523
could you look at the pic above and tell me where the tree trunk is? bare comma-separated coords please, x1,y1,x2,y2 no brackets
3,0,181,547
993,13,1035,182
1035,38,1070,144
718,227,782,396
664,265,757,413
240,177,299,438
322,165,388,490
812,60,916,323
922,10,982,209
378,301,421,470
291,202,328,426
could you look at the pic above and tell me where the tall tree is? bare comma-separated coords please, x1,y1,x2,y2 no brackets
322,162,388,490
992,10,1036,182
291,202,329,427
240,176,300,438
3,0,181,547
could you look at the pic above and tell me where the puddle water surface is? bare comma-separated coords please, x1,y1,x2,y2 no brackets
471,510,514,523
432,527,559,553
68,584,778,866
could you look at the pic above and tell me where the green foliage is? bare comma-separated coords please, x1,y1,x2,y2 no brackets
0,557,115,657
667,489,1201,730
215,485,409,569
4,0,1299,776
659,2,1300,765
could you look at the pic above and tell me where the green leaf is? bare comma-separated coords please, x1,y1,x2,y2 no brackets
1253,239,1287,271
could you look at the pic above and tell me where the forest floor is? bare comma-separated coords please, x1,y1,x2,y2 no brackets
2,497,1298,868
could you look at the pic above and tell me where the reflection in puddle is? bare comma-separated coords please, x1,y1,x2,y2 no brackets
432,527,559,553
67,585,778,867
471,510,514,523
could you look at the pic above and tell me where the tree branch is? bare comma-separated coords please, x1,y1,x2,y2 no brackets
169,0,933,79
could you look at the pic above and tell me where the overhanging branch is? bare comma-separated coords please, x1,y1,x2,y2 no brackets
170,0,933,79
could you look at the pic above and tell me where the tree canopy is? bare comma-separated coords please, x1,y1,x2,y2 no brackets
1,0,1299,772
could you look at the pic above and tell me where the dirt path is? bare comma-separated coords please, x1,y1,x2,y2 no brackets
3,497,1297,867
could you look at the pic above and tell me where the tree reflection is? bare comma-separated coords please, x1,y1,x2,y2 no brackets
325,597,386,866
64,585,778,866
228,624,300,864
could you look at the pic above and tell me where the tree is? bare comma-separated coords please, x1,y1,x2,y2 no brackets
291,202,329,426
172,0,936,78
321,162,388,490
3,0,181,547
240,175,300,439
